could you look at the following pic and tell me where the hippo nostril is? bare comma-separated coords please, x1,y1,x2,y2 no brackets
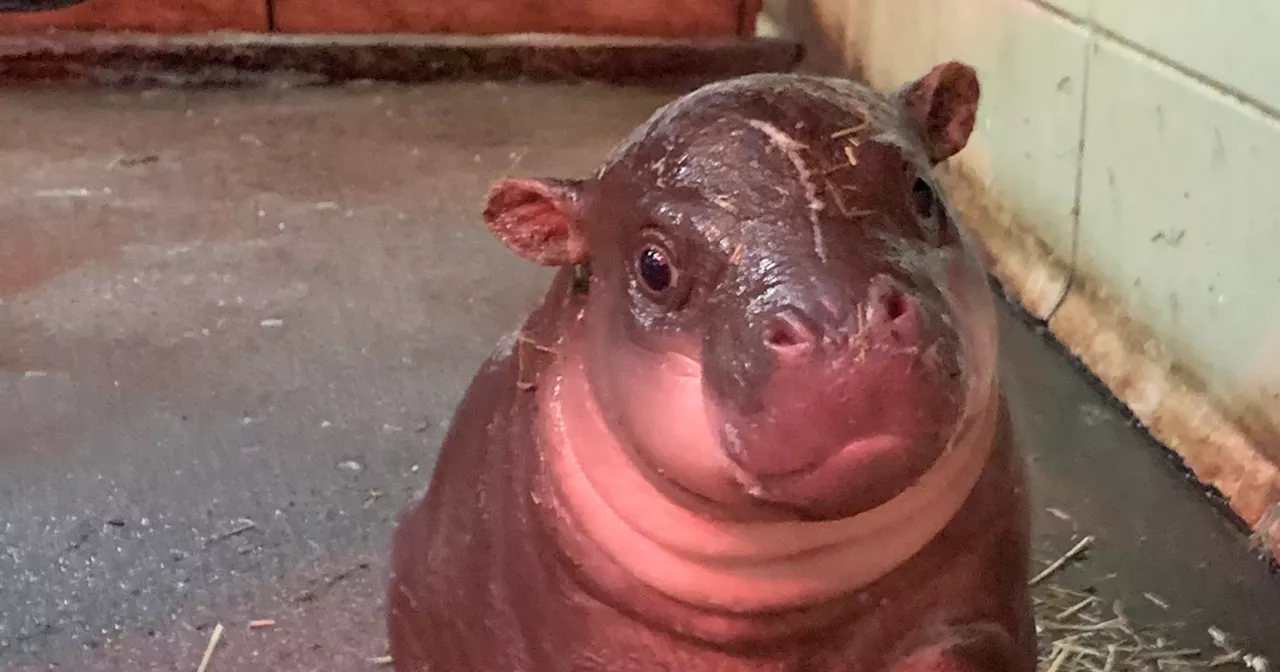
764,309,817,359
864,277,923,345
883,292,908,322
867,277,914,325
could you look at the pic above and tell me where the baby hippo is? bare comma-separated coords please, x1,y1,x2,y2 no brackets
387,61,1035,672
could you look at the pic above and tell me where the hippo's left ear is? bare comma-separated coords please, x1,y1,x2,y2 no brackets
896,61,981,165
483,177,588,267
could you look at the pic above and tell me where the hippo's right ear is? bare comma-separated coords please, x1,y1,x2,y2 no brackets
896,61,981,165
482,178,588,267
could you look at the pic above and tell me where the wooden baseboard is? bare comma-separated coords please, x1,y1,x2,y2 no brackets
939,163,1280,561
0,31,803,87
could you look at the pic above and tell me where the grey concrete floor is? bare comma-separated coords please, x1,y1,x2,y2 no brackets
0,81,1275,671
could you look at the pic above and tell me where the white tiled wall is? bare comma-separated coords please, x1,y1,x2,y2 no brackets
1091,1,1280,113
1038,0,1090,18
827,0,1280,445
842,0,1089,258
1078,40,1280,408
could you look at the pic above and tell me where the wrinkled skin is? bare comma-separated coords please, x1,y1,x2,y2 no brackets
387,62,1035,672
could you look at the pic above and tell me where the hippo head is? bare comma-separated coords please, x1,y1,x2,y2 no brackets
483,63,997,522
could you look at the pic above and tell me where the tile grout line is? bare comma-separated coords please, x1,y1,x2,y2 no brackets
1027,0,1280,125
1044,7,1094,324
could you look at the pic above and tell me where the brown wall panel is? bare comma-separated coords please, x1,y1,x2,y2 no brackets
273,0,756,37
0,0,268,33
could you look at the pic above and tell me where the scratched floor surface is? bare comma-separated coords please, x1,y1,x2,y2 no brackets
0,82,1276,671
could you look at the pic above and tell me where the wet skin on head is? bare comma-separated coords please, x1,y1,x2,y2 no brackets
387,61,1036,672
485,60,988,522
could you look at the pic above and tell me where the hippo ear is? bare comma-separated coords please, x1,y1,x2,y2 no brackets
896,61,981,164
482,178,588,266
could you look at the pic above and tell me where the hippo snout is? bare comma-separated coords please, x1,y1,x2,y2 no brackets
703,273,965,518
761,274,925,364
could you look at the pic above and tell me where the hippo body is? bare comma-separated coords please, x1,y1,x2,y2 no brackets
388,63,1035,672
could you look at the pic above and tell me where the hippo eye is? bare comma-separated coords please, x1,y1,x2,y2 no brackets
638,244,676,294
910,176,954,246
910,177,937,219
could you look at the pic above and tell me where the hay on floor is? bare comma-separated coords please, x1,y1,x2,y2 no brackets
1032,536,1269,672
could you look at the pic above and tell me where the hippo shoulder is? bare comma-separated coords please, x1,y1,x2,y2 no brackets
387,273,584,670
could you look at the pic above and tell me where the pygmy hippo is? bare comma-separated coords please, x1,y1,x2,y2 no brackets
387,61,1035,672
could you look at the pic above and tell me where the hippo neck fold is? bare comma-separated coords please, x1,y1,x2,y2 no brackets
537,328,999,617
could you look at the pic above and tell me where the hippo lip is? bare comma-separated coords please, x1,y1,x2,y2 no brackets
719,373,930,471
722,425,945,518
734,433,911,488
708,329,960,479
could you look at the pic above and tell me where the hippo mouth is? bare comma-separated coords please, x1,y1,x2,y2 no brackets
538,328,1001,616
731,433,921,514
709,340,964,520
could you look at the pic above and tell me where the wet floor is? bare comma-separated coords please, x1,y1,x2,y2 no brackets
0,81,1276,671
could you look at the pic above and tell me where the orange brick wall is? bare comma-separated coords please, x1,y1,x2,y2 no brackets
274,0,756,36
0,0,267,32
0,0,759,36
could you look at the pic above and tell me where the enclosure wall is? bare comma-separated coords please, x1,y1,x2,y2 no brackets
787,0,1280,552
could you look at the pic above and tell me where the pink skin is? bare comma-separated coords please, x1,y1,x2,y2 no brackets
541,317,999,613
386,61,1034,672
542,236,1000,612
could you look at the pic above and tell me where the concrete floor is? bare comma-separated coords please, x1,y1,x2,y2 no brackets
0,81,1276,671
